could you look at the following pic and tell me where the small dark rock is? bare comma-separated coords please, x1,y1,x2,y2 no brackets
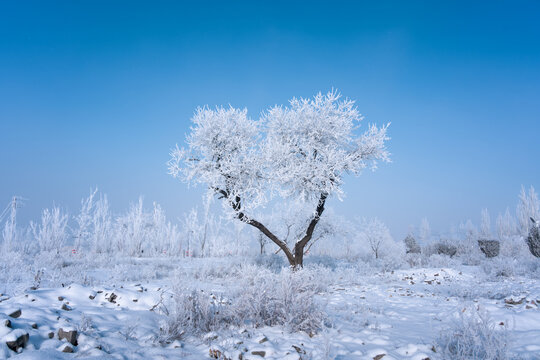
31,323,38,329
107,293,117,303
8,309,21,318
61,303,72,311
251,351,266,357
4,319,11,328
58,328,78,346
62,345,74,353
89,295,95,300
48,332,54,339
58,296,64,301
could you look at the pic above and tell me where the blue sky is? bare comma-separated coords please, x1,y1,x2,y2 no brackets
1,1,539,238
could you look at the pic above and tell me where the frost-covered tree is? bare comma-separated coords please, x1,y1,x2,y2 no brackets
169,91,390,268
496,208,517,241
517,185,539,237
480,208,491,239
116,197,150,256
73,189,97,250
404,234,421,254
181,208,200,257
31,207,68,252
359,217,393,259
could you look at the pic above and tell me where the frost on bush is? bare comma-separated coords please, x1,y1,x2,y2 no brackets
162,267,327,339
234,268,327,333
481,257,516,278
436,305,509,360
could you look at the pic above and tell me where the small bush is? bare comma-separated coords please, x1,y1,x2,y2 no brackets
436,305,509,360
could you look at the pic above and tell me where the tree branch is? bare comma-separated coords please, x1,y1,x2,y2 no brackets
296,192,328,251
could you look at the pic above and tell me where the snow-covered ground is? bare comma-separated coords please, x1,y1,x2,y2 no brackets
1,257,539,359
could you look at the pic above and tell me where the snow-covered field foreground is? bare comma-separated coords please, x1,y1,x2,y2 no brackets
1,257,539,359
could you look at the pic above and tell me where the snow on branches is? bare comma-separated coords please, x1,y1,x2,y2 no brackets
168,106,265,215
264,90,390,201
168,90,390,267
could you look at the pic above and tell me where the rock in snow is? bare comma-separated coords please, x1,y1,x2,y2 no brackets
58,328,78,346
4,329,29,352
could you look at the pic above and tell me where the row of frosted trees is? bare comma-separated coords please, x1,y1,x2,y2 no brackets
1,185,538,262
0,189,241,258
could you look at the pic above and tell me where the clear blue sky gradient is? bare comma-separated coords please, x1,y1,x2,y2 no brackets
1,1,539,238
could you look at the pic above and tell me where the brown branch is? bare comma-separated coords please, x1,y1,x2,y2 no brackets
295,192,328,253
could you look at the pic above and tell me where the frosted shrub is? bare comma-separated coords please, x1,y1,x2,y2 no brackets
482,257,516,278
163,267,327,338
166,289,234,336
436,305,509,360
404,234,421,254
405,252,422,268
234,268,327,333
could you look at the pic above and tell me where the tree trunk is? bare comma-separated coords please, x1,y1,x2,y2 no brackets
226,189,327,269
